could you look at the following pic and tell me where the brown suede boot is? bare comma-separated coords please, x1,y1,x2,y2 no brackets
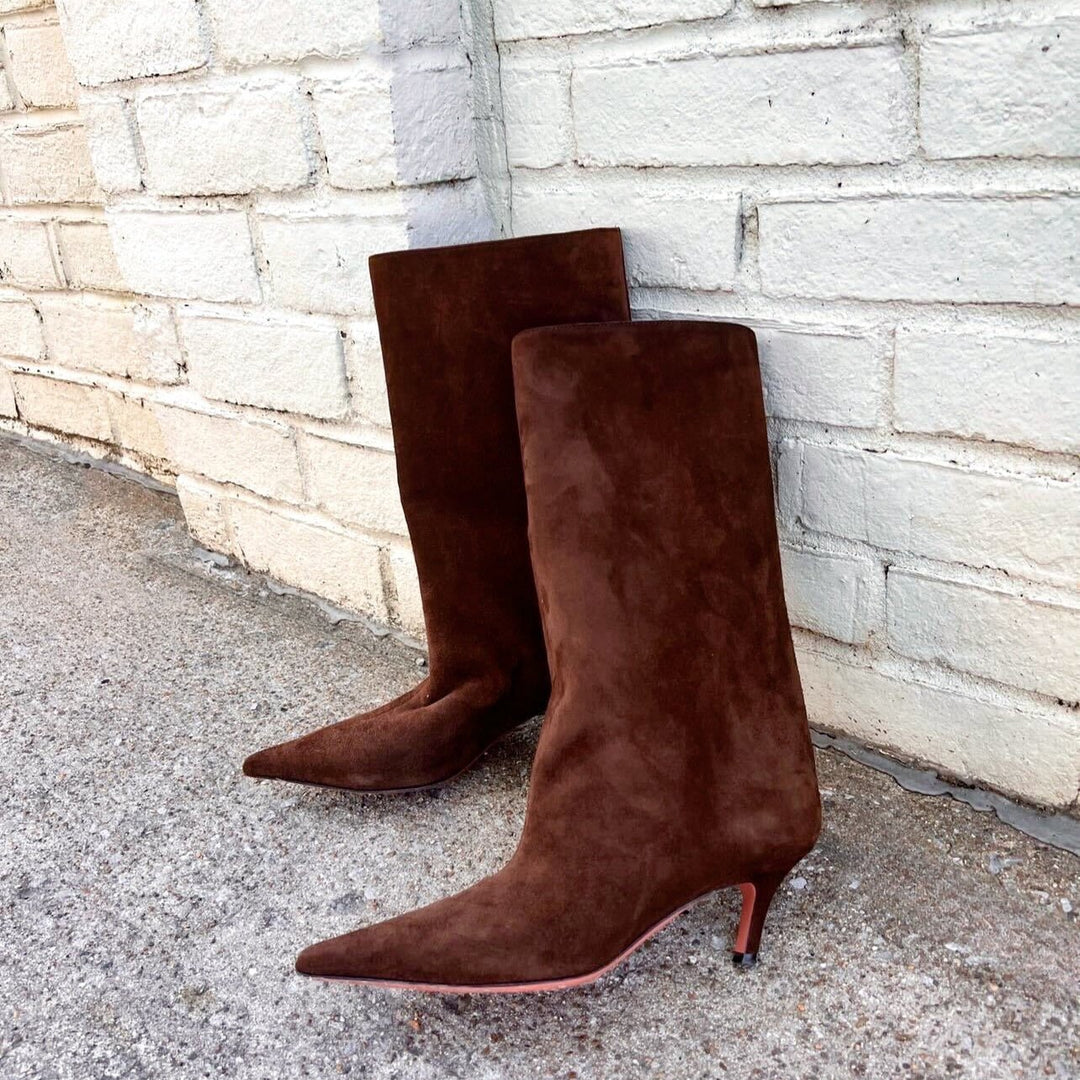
242,230,631,792
295,320,822,988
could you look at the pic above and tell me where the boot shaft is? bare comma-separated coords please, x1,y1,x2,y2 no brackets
511,321,820,879
368,230,631,689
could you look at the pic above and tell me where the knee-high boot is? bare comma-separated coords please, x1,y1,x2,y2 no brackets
295,320,821,987
243,231,630,793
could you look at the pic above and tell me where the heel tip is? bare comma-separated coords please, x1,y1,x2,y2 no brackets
731,951,758,969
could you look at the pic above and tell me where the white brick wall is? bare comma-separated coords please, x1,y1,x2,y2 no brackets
38,293,181,381
0,219,61,287
55,0,205,86
108,211,260,303
155,404,304,503
1,0,485,644
0,123,99,203
887,571,1080,702
789,443,1080,588
501,62,571,169
260,213,408,316
797,649,1080,808
514,174,740,289
301,435,407,535
55,220,127,291
0,367,17,417
781,547,883,646
920,24,1080,160
893,331,1080,456
1,0,1077,811
495,0,732,41
201,0,382,65
177,311,349,419
758,197,1080,305
0,297,45,358
137,79,312,196
573,46,911,168
3,21,78,106
756,325,884,429
12,371,112,440
227,495,388,620
79,96,142,192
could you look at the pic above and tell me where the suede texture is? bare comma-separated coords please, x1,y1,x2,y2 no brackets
296,321,822,986
243,229,631,792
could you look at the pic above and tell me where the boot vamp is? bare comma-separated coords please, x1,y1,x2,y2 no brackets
242,676,522,791
294,844,684,987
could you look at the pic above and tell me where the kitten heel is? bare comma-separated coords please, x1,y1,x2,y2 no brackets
731,870,789,968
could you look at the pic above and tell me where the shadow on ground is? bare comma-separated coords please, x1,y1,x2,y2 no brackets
1,438,1077,1079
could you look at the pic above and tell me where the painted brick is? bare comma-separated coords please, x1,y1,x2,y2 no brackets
11,373,112,441
759,197,1080,305
311,66,396,191
137,80,312,196
108,393,168,460
790,443,1080,587
0,125,100,205
260,214,407,316
0,366,16,417
756,325,882,428
921,24,1080,160
80,96,141,193
780,546,882,645
55,221,127,292
380,0,461,49
3,22,79,107
108,211,260,303
203,0,381,64
0,219,61,288
494,0,733,41
302,436,406,535
391,64,477,186
797,648,1080,809
38,294,181,382
0,77,13,112
315,63,476,190
513,178,739,289
176,475,232,551
155,405,303,503
574,45,909,168
0,1,50,12
387,540,424,637
395,179,496,247
501,62,571,169
0,297,45,359
55,0,206,86
178,312,348,419
894,331,1080,455
888,571,1080,702
345,319,391,427
228,498,387,620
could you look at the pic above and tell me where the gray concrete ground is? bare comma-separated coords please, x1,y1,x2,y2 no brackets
1,436,1078,1080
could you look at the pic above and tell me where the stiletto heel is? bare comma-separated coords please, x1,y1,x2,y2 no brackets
732,870,789,968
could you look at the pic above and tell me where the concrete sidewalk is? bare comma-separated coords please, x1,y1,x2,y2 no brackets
2,436,1077,1080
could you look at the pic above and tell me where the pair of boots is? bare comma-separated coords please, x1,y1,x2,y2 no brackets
243,228,821,993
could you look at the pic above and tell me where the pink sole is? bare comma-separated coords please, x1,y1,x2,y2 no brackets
303,895,714,995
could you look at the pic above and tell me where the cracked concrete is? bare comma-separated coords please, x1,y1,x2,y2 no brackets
1,435,1078,1080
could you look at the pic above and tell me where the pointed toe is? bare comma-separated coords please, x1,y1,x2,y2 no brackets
242,745,284,780
295,925,399,984
295,939,341,979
